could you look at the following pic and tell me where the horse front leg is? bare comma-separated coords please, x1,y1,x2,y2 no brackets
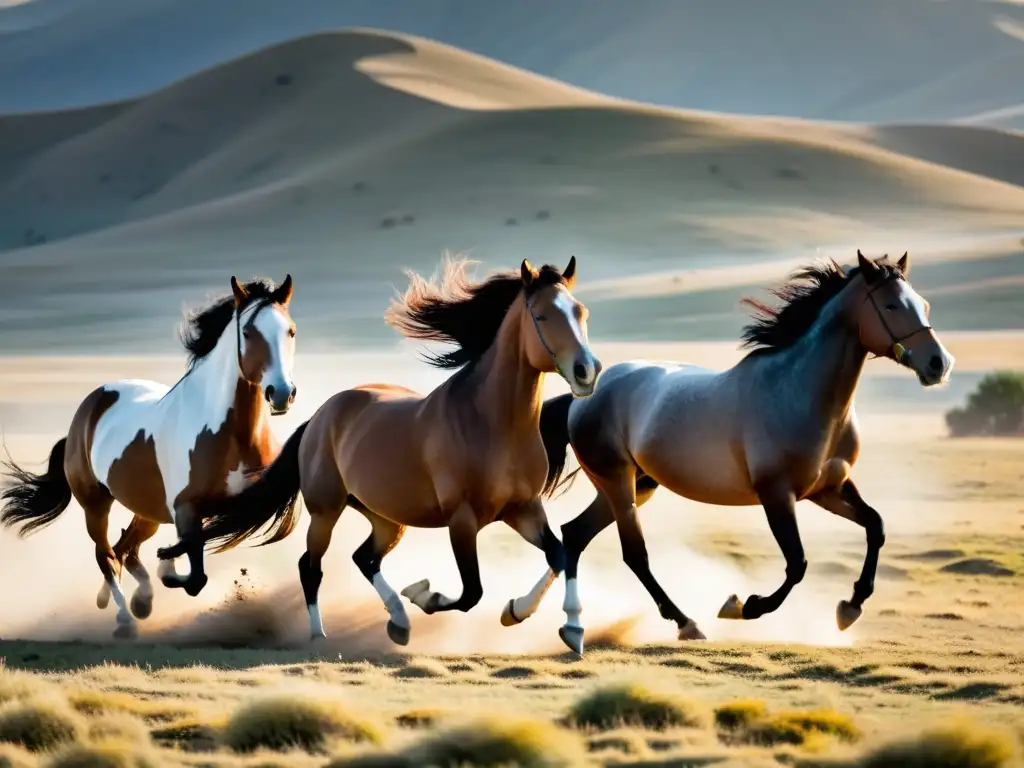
402,503,483,614
719,479,806,621
157,502,208,597
497,498,565,627
809,479,885,630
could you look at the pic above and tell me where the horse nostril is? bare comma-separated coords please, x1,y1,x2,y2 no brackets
265,385,275,401
928,355,943,373
573,362,588,382
290,386,298,401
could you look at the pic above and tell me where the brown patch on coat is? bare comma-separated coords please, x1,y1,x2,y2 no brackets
106,428,172,524
64,387,120,508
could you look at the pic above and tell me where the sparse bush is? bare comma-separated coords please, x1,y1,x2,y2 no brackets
394,708,446,728
221,696,382,754
403,717,588,768
84,713,150,747
946,371,1024,437
393,658,448,679
855,720,1018,767
0,700,83,752
0,674,50,706
149,718,219,753
567,684,710,732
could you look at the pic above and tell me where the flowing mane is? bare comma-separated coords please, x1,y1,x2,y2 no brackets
179,279,278,369
385,256,567,369
740,257,902,353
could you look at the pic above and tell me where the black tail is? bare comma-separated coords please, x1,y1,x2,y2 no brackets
540,393,580,498
196,421,309,555
0,438,73,537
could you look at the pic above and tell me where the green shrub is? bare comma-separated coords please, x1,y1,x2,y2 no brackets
947,371,1024,437
567,684,710,732
221,695,382,754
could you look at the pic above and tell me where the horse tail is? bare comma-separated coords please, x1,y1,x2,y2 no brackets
540,393,581,498
0,438,73,537
196,421,309,555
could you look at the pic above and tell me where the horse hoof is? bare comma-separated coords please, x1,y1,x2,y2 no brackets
678,619,706,641
113,622,137,640
130,592,153,620
836,600,863,631
559,625,585,656
184,574,209,598
96,589,110,610
387,620,411,646
717,594,745,620
500,599,523,627
401,579,430,600
310,631,327,642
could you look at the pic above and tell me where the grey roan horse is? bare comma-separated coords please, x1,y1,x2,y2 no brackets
510,251,954,655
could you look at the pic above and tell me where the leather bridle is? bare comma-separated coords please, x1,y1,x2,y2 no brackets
863,279,931,364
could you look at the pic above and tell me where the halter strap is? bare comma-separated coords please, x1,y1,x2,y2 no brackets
527,295,563,378
864,280,931,364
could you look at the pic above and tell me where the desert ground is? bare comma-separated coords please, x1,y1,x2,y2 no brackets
1,19,1024,768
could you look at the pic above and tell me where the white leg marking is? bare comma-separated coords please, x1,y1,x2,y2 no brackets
308,603,326,639
157,557,186,586
511,568,557,621
373,573,410,629
563,577,583,629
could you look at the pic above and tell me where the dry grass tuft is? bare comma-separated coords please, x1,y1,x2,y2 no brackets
43,741,161,768
0,743,36,768
65,690,191,723
567,684,711,732
0,700,83,752
854,719,1019,767
393,708,447,729
401,716,589,768
0,674,51,707
714,699,769,730
222,696,383,754
392,658,449,679
730,707,861,747
148,717,220,753
84,713,150,748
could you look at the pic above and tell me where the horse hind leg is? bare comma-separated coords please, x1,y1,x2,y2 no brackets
299,499,344,641
122,518,160,619
402,503,482,615
351,507,410,645
83,498,136,639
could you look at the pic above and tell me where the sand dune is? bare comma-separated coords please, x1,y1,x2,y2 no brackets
0,28,1022,355
2,0,1023,130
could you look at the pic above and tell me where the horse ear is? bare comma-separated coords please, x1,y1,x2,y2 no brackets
856,250,882,284
562,255,577,287
521,259,536,288
230,276,248,307
275,274,294,305
896,251,910,278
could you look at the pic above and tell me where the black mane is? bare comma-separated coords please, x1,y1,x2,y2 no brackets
179,279,277,369
740,257,902,352
385,258,568,370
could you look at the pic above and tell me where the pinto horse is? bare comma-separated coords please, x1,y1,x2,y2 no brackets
522,251,953,655
185,256,600,646
0,275,298,638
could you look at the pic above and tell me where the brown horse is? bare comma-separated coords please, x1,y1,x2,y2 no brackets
523,251,953,654
184,256,600,645
0,276,298,638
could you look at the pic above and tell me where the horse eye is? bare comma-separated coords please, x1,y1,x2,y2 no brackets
242,328,253,338
885,304,897,312
288,328,296,338
534,314,548,322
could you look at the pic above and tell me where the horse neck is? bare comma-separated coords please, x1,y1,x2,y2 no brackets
470,294,544,434
776,279,868,420
175,313,266,448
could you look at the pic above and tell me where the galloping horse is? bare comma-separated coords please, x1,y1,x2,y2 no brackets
524,251,953,655
0,275,298,638
186,256,600,645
